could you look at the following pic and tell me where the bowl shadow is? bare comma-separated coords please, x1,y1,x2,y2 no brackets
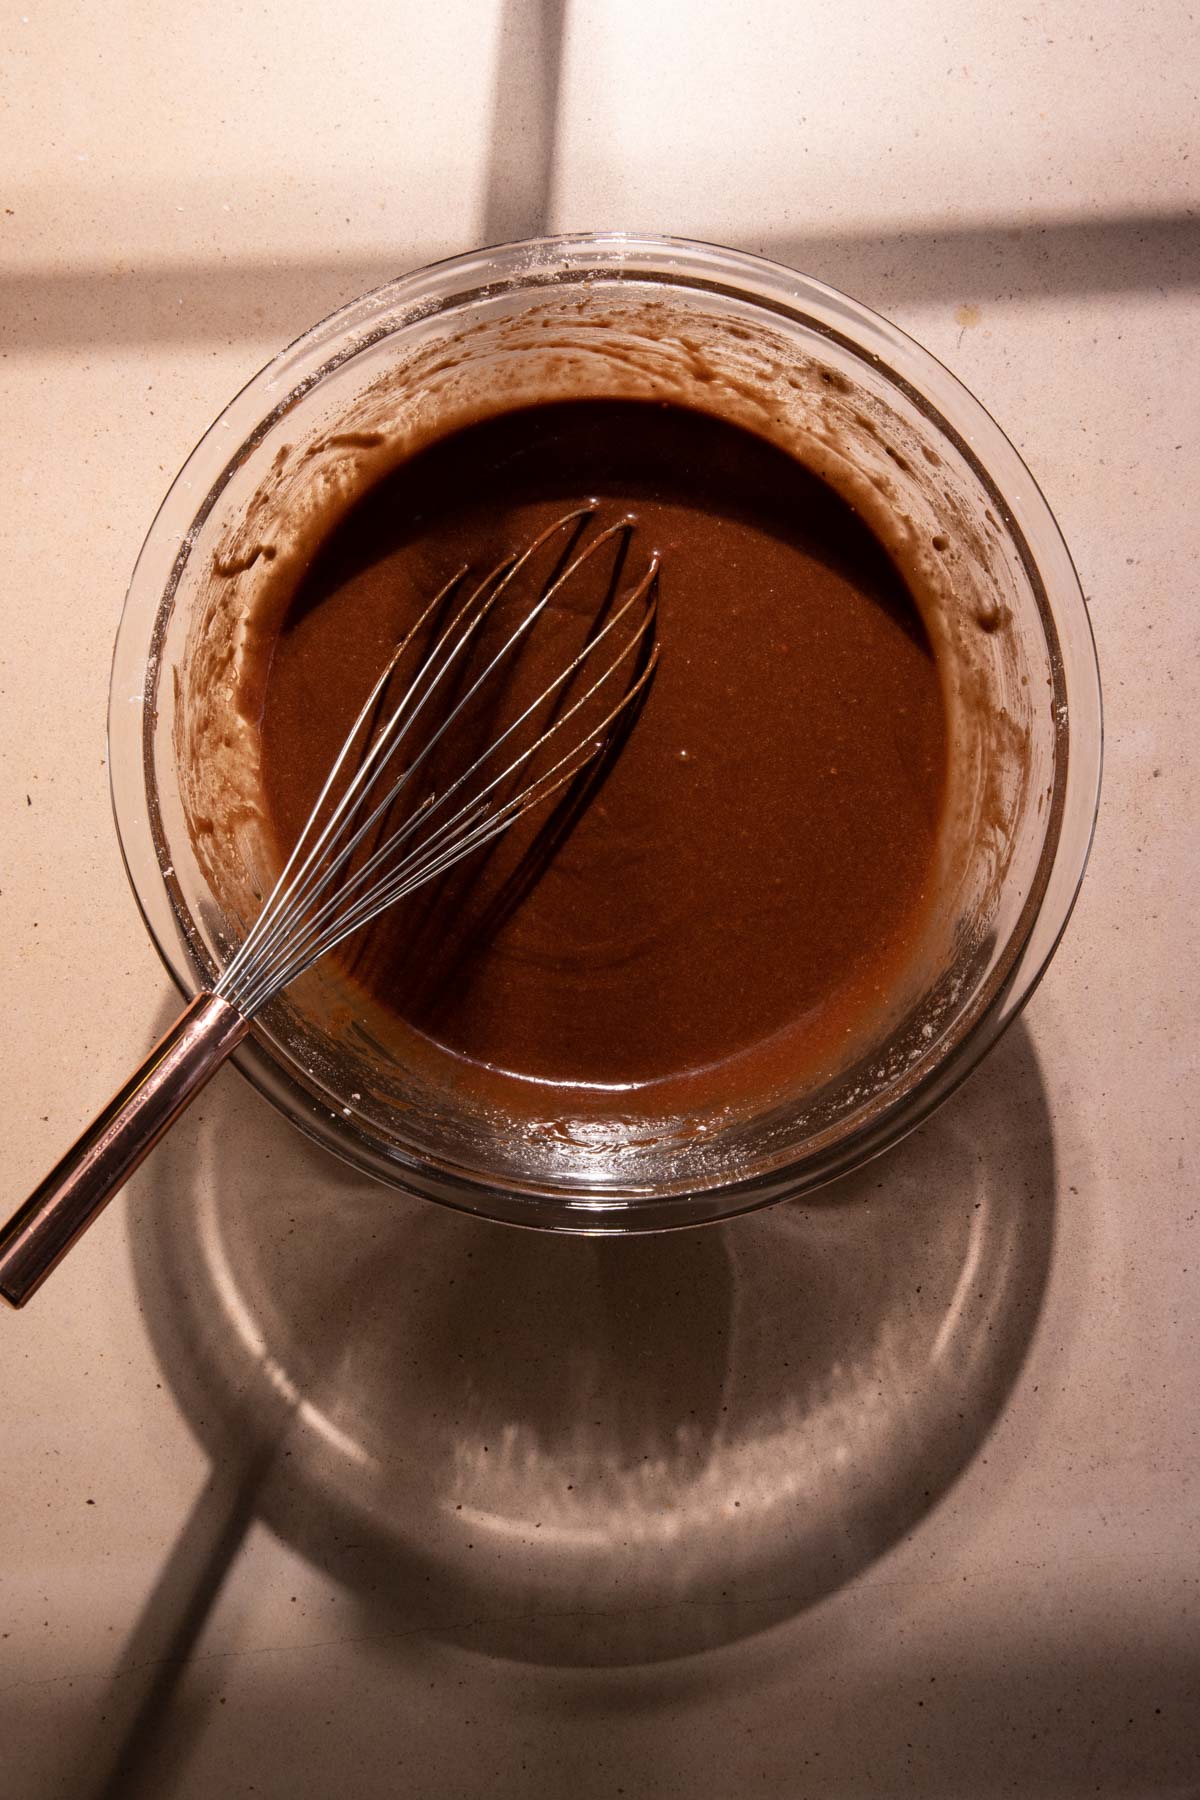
129,1008,1055,1667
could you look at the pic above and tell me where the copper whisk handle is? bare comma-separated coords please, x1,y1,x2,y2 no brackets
0,994,248,1308
1,512,658,1307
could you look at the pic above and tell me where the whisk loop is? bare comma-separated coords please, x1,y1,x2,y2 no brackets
0,511,659,1305
222,509,658,1015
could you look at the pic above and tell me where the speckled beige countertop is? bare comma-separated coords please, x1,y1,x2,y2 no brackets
2,3,1198,1795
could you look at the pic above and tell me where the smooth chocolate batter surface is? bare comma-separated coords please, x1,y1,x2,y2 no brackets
258,400,947,1118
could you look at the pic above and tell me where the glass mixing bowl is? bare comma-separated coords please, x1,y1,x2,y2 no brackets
109,233,1101,1231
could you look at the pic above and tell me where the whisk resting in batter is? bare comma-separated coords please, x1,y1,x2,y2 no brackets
0,511,659,1306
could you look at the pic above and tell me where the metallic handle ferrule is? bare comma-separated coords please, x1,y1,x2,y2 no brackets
0,993,248,1308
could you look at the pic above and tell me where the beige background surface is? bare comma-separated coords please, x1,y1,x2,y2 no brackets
2,2,1197,1795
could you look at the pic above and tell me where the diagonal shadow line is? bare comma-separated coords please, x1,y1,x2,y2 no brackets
84,1447,279,1800
1,210,1196,352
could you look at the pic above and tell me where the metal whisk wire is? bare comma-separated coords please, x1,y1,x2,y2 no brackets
0,510,659,1307
222,510,657,1015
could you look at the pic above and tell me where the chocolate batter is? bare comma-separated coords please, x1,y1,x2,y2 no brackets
258,400,947,1119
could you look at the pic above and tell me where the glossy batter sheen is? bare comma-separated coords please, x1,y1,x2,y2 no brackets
258,399,947,1115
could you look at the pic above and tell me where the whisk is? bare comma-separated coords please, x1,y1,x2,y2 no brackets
0,510,659,1307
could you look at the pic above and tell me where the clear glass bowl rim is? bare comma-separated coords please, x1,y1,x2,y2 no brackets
108,231,1103,1232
